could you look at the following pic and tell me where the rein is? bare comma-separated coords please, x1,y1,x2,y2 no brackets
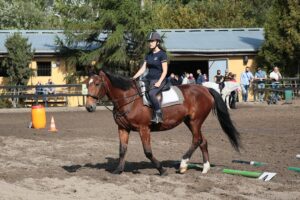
87,77,141,113
87,76,158,113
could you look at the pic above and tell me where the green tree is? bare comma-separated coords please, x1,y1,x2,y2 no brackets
56,0,154,74
257,0,300,75
0,0,62,29
153,0,275,29
2,33,34,107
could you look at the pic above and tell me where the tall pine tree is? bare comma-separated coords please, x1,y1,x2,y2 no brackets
2,33,34,107
3,33,34,85
56,0,154,75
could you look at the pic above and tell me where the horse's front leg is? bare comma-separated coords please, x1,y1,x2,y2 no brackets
113,127,130,174
139,127,167,176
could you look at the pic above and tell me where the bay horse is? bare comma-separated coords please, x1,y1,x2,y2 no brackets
86,70,240,175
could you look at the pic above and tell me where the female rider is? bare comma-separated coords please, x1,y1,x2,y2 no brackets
133,32,168,124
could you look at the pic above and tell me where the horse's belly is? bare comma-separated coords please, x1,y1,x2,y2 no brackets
150,120,183,132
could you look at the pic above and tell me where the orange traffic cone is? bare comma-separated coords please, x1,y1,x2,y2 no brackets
48,116,58,132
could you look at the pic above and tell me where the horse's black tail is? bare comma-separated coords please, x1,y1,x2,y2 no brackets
208,88,240,151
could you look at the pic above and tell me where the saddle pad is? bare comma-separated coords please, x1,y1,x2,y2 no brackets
143,86,184,108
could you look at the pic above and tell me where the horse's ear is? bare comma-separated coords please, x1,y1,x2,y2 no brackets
99,70,106,76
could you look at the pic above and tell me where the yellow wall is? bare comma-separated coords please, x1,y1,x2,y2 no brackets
28,58,66,86
227,55,256,82
227,55,257,101
0,57,85,107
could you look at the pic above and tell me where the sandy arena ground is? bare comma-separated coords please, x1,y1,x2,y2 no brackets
0,100,299,200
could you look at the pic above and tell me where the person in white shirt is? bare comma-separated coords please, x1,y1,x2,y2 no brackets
269,66,282,103
46,79,55,94
181,73,189,85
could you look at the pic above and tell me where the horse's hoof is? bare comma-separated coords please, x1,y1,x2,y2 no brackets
159,168,168,176
179,158,189,174
179,167,188,174
112,169,123,175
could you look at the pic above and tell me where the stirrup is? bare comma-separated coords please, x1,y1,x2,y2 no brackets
151,110,163,124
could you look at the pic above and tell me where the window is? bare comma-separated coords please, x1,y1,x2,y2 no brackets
37,62,51,76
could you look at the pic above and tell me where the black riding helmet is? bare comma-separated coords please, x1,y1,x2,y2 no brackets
147,32,161,42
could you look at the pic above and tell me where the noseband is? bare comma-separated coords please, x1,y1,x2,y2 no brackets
87,93,100,100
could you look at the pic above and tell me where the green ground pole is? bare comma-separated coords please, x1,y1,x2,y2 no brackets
288,167,300,173
223,168,262,178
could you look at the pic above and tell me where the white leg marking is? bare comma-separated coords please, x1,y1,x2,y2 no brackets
202,161,211,174
179,158,189,174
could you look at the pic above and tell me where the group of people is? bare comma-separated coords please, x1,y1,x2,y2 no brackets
168,70,208,86
35,78,55,95
213,66,282,104
240,66,282,103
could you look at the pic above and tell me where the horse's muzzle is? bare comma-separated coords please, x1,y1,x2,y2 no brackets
86,104,96,112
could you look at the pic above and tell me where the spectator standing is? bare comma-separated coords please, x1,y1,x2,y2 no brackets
254,67,267,102
196,69,205,85
203,74,208,82
175,74,182,85
188,73,195,84
224,72,233,81
214,69,224,91
269,66,282,103
170,73,181,86
181,73,189,85
240,66,254,102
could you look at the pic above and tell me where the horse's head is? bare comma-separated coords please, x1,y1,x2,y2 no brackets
85,73,107,112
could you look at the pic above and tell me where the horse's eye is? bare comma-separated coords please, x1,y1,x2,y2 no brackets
95,83,100,86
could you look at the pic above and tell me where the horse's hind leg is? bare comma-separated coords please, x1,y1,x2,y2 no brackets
180,120,210,174
199,132,210,173
139,127,167,176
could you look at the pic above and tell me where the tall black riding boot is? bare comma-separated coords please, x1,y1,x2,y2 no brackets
151,109,163,124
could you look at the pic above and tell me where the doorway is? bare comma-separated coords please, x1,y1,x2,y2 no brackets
168,60,208,78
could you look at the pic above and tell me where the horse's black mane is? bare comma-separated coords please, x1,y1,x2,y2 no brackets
103,70,133,90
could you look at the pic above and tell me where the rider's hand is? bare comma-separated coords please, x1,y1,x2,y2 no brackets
154,81,161,88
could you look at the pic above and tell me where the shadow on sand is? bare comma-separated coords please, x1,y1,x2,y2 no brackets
61,157,186,174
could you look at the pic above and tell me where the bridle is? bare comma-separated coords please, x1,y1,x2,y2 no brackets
86,75,141,111
86,75,107,101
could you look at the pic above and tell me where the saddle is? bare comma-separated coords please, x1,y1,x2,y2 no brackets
136,79,184,108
